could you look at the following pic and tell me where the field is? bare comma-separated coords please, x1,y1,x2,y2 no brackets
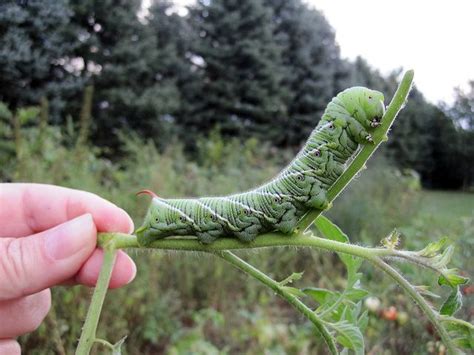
419,190,474,225
10,130,471,354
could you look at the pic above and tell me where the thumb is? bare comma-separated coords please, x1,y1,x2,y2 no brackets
0,214,96,300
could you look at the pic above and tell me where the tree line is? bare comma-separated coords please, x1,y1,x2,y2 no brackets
0,0,472,189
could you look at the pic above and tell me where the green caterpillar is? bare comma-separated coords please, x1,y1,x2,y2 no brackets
136,87,385,245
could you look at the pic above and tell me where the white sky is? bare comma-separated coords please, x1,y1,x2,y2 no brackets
306,0,474,104
149,0,474,104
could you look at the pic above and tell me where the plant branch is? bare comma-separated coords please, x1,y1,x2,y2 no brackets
80,70,419,354
95,231,460,353
369,257,458,354
75,242,118,355
297,69,414,230
214,250,338,354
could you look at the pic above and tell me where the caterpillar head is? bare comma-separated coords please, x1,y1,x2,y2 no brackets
339,87,385,129
136,194,194,246
360,88,385,127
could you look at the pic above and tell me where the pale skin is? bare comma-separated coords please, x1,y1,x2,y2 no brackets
0,183,137,354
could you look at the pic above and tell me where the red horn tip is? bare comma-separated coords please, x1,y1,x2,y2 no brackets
136,189,159,198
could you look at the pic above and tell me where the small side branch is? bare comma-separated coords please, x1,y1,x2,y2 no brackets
214,250,338,355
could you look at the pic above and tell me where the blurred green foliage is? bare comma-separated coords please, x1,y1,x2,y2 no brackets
2,108,470,354
1,0,472,189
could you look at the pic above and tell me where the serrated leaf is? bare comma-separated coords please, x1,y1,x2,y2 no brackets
315,215,349,243
302,287,336,304
442,318,474,349
438,269,470,288
357,310,369,332
416,237,449,257
443,318,474,333
439,287,462,316
345,288,369,302
112,336,127,355
315,216,363,278
279,271,304,286
328,320,364,354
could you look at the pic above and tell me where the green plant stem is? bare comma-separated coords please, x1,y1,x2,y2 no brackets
80,70,418,354
215,250,338,354
369,257,458,354
96,232,457,353
75,245,117,355
97,231,393,258
298,69,414,231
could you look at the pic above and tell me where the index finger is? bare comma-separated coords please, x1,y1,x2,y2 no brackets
0,183,134,238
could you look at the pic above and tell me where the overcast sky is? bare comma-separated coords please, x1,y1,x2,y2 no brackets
307,0,474,104
158,0,474,104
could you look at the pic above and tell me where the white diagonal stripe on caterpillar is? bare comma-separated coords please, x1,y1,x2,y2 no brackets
152,198,197,224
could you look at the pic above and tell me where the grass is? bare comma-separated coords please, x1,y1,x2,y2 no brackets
418,190,474,223
6,123,471,354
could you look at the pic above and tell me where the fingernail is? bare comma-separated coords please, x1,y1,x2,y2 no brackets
121,209,135,234
125,253,137,284
45,214,95,260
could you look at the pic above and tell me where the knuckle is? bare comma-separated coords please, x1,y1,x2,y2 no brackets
0,238,29,298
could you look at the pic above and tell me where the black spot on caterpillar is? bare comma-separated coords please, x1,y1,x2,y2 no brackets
136,87,385,245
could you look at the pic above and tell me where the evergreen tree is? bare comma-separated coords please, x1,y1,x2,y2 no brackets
265,0,342,146
0,0,78,117
68,0,178,147
187,0,288,143
449,81,474,189
147,0,197,147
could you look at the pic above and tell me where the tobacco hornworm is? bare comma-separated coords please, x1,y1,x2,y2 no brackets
135,87,385,245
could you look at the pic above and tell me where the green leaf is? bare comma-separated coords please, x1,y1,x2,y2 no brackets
439,287,462,316
357,310,369,332
315,215,349,243
328,320,364,354
438,269,470,288
345,288,369,302
315,216,363,278
302,287,336,304
443,317,474,333
442,318,474,349
416,237,449,257
279,271,304,286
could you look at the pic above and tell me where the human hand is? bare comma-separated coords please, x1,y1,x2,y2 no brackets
0,183,137,354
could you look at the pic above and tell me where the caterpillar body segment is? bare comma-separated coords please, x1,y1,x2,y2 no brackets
136,87,385,245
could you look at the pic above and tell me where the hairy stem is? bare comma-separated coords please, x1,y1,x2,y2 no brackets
80,71,421,354
369,257,458,354
215,250,338,354
96,231,458,353
75,244,117,355
298,70,414,230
